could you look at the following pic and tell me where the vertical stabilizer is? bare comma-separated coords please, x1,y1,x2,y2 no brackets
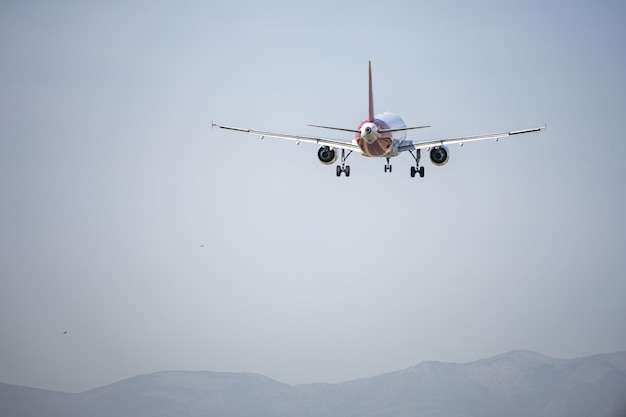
368,61,374,122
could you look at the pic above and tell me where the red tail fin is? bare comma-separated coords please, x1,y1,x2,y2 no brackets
368,61,374,122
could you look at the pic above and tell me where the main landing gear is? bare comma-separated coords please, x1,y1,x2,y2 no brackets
410,165,425,178
336,149,352,177
408,149,425,178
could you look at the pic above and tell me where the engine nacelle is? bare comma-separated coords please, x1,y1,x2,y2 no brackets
317,146,337,165
430,146,449,166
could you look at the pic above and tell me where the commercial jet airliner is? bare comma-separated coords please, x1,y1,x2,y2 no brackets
213,62,544,177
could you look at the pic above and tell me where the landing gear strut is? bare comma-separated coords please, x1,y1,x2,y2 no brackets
408,149,425,178
384,158,392,173
336,149,352,177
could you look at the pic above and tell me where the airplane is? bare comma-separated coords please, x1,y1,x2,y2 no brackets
212,61,544,178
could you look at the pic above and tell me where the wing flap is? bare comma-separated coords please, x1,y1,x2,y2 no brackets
398,126,544,152
212,122,361,153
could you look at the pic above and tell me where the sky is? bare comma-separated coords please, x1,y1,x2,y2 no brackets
1,0,625,393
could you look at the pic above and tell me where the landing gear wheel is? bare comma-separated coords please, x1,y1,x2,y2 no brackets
334,149,353,177
408,149,423,179
410,166,425,178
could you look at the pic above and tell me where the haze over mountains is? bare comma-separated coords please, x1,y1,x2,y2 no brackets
1,350,625,417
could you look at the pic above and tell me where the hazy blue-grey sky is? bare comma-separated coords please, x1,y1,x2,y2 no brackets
1,0,625,393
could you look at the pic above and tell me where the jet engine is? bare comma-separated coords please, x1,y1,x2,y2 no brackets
430,146,449,166
317,146,337,165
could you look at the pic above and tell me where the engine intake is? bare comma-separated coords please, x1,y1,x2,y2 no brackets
430,146,449,166
317,146,337,165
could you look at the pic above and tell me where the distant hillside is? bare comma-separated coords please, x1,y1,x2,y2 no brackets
1,350,625,417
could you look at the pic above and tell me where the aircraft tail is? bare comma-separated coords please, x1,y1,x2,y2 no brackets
309,62,431,135
368,61,374,122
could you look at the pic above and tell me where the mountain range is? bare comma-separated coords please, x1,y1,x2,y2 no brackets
1,350,625,417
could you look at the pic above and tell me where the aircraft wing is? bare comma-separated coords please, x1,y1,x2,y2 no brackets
398,126,544,152
212,122,361,153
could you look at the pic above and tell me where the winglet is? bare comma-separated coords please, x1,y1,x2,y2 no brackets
368,61,374,122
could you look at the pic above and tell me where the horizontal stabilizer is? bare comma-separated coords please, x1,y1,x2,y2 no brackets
309,124,431,134
380,125,431,133
308,124,359,133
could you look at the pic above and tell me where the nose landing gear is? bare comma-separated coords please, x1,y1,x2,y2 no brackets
384,158,392,173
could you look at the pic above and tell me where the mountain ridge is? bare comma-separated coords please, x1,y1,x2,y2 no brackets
2,350,625,417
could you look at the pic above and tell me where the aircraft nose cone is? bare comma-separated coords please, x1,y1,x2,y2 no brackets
360,123,378,144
